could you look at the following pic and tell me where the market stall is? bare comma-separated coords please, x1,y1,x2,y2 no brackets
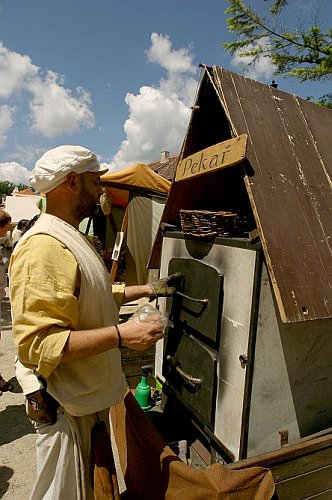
99,163,170,285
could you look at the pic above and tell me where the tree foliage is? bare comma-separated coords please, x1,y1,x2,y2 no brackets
0,181,16,199
314,92,332,108
0,181,30,200
224,0,332,82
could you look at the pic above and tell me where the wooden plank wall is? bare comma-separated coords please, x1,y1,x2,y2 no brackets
212,67,332,323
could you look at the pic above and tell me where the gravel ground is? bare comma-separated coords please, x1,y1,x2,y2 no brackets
0,294,36,499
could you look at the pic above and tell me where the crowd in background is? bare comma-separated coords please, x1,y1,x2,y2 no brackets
0,209,15,394
0,211,37,395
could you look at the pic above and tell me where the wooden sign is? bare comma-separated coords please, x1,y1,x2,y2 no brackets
175,134,247,182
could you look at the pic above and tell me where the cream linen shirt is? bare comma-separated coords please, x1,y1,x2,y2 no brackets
9,234,124,378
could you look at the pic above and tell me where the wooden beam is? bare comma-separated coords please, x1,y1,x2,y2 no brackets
226,431,332,470
110,207,128,283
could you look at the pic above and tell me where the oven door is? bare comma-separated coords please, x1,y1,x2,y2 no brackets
167,257,223,348
162,257,223,429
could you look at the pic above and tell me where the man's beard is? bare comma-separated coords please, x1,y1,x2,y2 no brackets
73,177,100,221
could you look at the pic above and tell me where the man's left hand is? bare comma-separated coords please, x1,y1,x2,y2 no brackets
148,272,183,298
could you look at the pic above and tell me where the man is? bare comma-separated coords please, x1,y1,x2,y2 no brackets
9,145,177,499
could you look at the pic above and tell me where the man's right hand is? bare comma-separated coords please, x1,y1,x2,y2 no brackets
117,314,164,351
62,314,164,363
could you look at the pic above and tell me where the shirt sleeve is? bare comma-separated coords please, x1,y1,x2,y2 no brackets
9,234,79,378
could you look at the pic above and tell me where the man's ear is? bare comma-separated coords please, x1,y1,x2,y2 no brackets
66,172,79,192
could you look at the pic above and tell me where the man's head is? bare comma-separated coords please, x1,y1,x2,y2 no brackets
0,210,12,237
30,145,108,226
30,145,108,194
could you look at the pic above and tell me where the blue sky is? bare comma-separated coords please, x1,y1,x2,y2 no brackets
0,0,331,185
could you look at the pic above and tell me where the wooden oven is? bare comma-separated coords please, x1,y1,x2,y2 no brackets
151,66,332,466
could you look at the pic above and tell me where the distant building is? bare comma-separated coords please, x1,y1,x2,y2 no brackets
5,188,42,224
147,150,179,181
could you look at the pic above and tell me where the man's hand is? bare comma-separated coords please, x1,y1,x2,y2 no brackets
148,272,183,298
119,315,164,351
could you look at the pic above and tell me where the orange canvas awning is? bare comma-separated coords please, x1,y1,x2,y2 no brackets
101,163,171,209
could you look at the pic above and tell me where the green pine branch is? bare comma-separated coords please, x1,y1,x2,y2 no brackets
223,0,332,82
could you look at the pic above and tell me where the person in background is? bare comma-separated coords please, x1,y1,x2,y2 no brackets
12,219,29,248
9,145,179,499
21,214,41,235
0,214,14,272
0,209,13,395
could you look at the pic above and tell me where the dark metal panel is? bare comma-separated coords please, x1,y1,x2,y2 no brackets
213,67,332,323
163,330,217,429
167,258,223,345
162,257,222,429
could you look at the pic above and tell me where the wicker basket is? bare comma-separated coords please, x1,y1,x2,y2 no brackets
180,209,251,239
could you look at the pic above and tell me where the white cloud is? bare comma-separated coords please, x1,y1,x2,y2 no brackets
0,43,95,144
27,71,95,138
0,162,30,185
6,145,45,165
110,33,198,170
230,37,276,81
0,105,15,147
146,33,196,75
0,43,38,99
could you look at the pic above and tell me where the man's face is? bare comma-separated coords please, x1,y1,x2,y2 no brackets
73,172,103,221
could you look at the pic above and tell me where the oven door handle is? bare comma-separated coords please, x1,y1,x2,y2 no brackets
176,291,208,304
166,355,202,391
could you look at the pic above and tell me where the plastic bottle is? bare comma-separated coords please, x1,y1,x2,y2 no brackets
131,303,168,330
135,365,153,411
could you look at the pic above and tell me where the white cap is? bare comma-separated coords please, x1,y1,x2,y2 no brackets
29,145,108,194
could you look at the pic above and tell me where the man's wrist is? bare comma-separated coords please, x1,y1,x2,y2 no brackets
145,283,155,297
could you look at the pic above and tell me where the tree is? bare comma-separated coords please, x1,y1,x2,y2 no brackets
0,181,31,201
0,181,16,200
223,0,332,84
17,183,32,191
316,92,332,108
